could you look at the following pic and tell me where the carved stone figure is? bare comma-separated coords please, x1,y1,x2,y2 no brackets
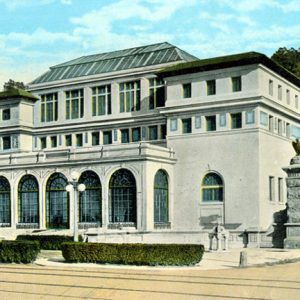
292,139,300,155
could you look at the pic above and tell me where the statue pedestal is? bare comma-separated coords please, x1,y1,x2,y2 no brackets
283,156,300,249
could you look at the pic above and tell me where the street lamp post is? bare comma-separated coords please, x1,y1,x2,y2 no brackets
66,171,86,242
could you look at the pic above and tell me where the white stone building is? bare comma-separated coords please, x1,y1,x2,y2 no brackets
0,42,299,248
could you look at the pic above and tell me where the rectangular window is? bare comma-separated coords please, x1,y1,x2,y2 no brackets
296,95,299,109
65,135,72,147
269,176,275,201
286,123,291,138
182,118,192,134
92,132,100,146
103,131,112,145
40,137,47,149
278,85,282,100
170,119,178,131
76,134,83,147
92,85,111,116
132,127,141,142
149,78,165,109
206,115,216,131
278,178,284,202
269,80,273,96
195,116,201,129
231,113,242,129
232,76,242,92
160,124,167,139
278,119,283,135
113,129,118,142
2,108,10,121
119,81,140,112
246,111,255,124
260,111,268,126
286,89,290,104
149,126,158,140
65,89,84,119
269,116,274,132
219,113,226,127
50,136,57,148
41,93,58,122
182,83,191,98
207,80,216,95
121,129,130,143
2,136,11,150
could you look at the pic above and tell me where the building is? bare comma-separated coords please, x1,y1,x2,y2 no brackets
0,42,299,248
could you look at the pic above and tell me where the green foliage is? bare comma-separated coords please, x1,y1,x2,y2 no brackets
0,240,40,263
271,47,300,78
62,243,204,266
3,79,26,91
16,235,75,250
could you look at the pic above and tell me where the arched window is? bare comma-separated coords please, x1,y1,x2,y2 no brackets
46,173,69,229
109,169,136,224
0,176,10,225
154,170,168,224
18,175,39,225
202,173,224,202
79,171,102,224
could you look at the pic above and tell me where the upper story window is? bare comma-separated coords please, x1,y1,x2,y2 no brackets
40,137,46,149
232,76,242,92
286,89,290,104
103,131,112,145
2,136,11,150
92,132,100,146
121,129,130,143
149,125,158,140
206,115,216,131
76,134,83,147
269,80,273,96
65,135,72,147
149,78,165,109
2,108,10,121
182,118,192,134
132,127,141,142
160,124,167,139
50,136,57,148
201,173,224,202
119,81,140,112
231,113,242,129
207,80,216,95
66,89,84,120
182,83,191,98
92,85,111,116
41,93,58,122
278,85,282,100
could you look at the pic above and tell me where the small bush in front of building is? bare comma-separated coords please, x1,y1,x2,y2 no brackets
0,240,40,263
16,235,75,250
61,243,204,266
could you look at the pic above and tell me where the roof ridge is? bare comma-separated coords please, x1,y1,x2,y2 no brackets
52,42,174,69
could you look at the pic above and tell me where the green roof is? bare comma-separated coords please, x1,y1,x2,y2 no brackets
30,42,198,85
0,88,38,101
158,51,300,88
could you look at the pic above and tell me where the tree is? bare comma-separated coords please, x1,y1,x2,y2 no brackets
3,79,26,91
271,47,300,78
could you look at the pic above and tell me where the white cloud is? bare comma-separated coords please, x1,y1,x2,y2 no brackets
0,0,53,10
61,0,72,5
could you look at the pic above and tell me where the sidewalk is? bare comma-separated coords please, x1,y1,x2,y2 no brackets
35,247,300,270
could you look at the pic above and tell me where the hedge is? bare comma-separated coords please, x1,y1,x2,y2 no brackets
16,235,75,250
0,240,40,263
62,243,204,266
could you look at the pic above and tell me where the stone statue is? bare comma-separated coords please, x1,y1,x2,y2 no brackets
292,139,300,155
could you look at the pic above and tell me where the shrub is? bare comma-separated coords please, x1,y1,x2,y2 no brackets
0,240,40,263
62,243,204,266
16,235,75,250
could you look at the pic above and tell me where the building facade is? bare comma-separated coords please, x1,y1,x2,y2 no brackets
0,42,299,248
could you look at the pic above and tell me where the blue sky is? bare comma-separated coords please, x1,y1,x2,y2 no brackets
0,0,299,88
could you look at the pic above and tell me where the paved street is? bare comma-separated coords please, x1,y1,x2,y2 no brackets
0,260,300,300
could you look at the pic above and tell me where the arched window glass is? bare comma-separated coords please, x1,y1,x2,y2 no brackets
109,169,136,224
79,171,102,224
202,173,224,202
154,170,168,223
46,173,69,229
0,176,10,225
18,175,39,224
